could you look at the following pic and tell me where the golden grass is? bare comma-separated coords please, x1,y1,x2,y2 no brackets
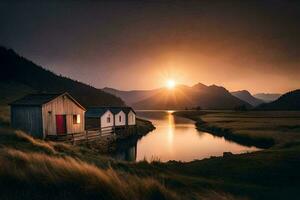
0,148,179,200
15,130,56,154
201,111,300,145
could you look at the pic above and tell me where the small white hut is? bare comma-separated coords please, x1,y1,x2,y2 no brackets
123,107,136,126
111,108,126,127
85,107,136,134
85,107,114,132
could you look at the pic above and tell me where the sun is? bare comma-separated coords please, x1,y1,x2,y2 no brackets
166,79,176,89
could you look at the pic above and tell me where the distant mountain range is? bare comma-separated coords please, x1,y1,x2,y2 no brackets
231,90,264,106
104,83,252,110
256,90,300,110
253,93,281,102
0,46,124,107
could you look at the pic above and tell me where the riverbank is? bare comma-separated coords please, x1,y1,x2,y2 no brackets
174,110,300,148
168,110,300,199
84,118,155,153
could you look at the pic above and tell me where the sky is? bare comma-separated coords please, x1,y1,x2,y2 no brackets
0,0,300,94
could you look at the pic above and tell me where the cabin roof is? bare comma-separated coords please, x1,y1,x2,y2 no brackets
108,107,136,114
10,93,64,106
122,107,136,114
10,92,86,111
85,107,111,118
110,107,124,114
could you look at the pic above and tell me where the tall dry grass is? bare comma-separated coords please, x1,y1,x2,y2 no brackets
0,148,180,200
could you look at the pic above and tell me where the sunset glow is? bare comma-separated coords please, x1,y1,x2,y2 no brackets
166,80,176,89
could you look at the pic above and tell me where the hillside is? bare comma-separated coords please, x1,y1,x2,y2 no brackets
133,83,252,110
253,93,281,102
256,89,300,110
103,87,160,105
231,90,264,106
0,46,124,107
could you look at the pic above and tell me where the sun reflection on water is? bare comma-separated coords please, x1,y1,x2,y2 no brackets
166,111,175,153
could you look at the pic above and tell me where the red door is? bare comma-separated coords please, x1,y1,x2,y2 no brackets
56,115,67,135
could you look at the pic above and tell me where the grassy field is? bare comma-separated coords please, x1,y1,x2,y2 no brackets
175,110,300,148
0,127,180,200
1,107,300,199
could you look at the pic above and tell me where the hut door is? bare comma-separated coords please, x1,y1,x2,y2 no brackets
56,115,66,135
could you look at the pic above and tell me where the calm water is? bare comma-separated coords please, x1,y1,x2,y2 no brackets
113,110,260,162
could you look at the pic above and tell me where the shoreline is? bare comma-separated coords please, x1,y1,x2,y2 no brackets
174,110,275,149
83,118,155,153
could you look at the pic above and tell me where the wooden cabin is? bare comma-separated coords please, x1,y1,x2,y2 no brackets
10,92,86,139
85,108,114,133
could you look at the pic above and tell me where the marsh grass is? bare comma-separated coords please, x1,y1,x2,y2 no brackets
175,110,300,147
201,111,300,146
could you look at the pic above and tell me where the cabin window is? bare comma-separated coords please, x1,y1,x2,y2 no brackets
119,115,122,122
73,114,80,124
107,117,111,123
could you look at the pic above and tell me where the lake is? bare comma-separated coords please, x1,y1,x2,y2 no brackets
113,110,260,162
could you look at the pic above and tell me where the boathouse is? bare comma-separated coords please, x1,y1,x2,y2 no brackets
10,92,86,139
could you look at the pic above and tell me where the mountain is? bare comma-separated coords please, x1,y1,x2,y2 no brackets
102,87,160,105
0,46,124,107
231,90,264,106
256,90,300,110
253,93,281,102
132,83,252,110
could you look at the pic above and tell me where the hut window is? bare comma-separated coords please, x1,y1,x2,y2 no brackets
107,117,111,123
119,115,122,122
73,114,80,124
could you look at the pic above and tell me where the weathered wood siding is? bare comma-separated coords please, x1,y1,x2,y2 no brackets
114,111,126,126
11,106,43,138
100,110,114,130
42,95,85,136
127,111,136,125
